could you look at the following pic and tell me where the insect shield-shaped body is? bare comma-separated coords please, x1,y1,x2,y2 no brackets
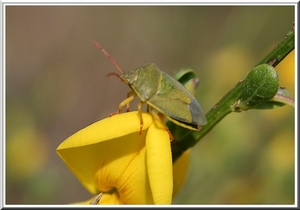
92,41,207,138
120,63,207,130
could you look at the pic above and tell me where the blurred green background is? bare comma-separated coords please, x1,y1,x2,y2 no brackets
5,5,295,204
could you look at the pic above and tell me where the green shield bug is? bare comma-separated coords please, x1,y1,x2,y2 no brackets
92,40,207,138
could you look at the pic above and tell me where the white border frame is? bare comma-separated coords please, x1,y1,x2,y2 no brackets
1,1,298,208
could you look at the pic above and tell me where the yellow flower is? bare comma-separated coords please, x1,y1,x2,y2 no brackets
57,111,186,204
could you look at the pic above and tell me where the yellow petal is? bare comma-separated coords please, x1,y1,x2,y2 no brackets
72,193,124,205
100,193,123,204
56,111,153,194
57,111,153,148
95,146,154,204
146,120,173,204
172,149,190,196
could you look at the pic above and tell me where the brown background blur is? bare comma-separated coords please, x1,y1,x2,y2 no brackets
5,5,295,204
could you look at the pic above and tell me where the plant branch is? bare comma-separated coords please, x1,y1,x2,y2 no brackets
171,23,295,163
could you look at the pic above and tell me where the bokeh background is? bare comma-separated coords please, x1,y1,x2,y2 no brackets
5,5,295,205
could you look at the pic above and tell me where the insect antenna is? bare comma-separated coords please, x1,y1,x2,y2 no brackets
92,40,124,74
107,72,122,80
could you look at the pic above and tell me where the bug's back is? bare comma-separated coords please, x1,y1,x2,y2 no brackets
123,63,207,130
150,69,207,129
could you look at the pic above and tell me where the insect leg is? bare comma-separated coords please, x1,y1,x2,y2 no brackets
137,101,144,135
110,94,136,117
150,110,174,141
126,90,135,112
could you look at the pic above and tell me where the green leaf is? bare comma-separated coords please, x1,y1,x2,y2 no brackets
173,68,197,86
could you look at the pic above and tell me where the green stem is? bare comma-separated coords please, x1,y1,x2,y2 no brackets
171,24,295,162
257,23,294,67
171,82,243,159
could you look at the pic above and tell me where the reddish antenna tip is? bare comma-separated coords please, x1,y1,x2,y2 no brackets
107,72,120,78
92,40,124,74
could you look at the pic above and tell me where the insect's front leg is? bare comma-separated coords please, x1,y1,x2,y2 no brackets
126,90,136,112
137,101,145,135
110,93,136,117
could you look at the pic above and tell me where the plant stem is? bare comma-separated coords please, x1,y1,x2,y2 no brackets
171,82,243,160
172,24,295,162
258,23,294,67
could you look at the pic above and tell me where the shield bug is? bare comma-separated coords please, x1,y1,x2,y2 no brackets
92,40,207,137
